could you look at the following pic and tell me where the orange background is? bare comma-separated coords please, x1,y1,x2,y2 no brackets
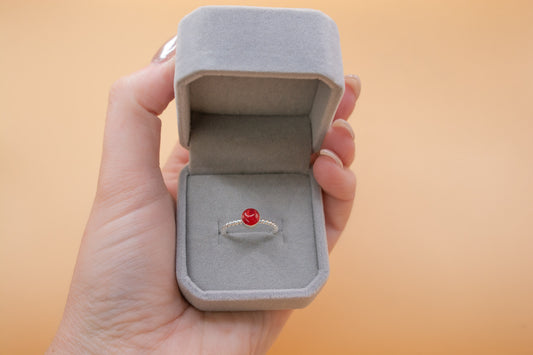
1,0,532,354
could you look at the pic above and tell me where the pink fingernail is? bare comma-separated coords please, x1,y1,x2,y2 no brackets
152,35,177,63
331,119,355,139
344,74,361,97
319,149,343,168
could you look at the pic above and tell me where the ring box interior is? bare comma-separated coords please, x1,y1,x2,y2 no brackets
174,6,344,311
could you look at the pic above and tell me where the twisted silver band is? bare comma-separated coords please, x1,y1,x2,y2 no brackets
221,219,279,235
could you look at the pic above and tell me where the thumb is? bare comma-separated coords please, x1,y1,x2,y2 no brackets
97,42,176,205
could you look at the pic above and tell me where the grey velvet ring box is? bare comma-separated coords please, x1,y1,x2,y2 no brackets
174,6,344,311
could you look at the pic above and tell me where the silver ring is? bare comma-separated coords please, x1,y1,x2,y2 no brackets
221,208,278,235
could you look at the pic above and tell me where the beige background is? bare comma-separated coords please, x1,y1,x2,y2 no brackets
1,0,532,353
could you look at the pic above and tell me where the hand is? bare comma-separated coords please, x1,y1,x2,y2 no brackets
47,37,361,354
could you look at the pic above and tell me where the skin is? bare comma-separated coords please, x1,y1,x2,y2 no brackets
46,48,361,354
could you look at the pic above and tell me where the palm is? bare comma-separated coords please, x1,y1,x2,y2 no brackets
122,146,292,354
65,148,289,353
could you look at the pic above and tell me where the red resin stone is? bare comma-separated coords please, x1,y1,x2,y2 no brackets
242,208,260,226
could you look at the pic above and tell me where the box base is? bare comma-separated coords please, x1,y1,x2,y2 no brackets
176,168,329,311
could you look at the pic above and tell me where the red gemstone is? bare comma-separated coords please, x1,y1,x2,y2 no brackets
242,208,260,226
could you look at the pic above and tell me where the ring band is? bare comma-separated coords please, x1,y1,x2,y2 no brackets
221,208,278,235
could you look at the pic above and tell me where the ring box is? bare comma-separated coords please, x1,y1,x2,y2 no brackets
174,6,344,311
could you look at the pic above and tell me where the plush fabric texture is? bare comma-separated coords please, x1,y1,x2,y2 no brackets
176,168,329,311
189,76,318,116
189,173,317,288
174,6,343,311
174,5,344,152
189,114,311,174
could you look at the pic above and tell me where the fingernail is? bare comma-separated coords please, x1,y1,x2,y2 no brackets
152,35,177,63
331,119,355,139
345,74,361,98
319,149,343,168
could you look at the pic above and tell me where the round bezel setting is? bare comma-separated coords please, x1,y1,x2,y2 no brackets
241,208,260,226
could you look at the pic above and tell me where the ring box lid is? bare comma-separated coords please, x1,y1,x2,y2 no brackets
174,6,344,174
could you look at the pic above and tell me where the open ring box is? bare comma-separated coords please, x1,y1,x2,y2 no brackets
174,6,344,311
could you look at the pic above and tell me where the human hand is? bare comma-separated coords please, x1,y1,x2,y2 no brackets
46,36,361,354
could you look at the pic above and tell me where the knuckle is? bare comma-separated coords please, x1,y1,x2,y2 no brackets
331,169,356,201
108,76,130,105
345,170,357,198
